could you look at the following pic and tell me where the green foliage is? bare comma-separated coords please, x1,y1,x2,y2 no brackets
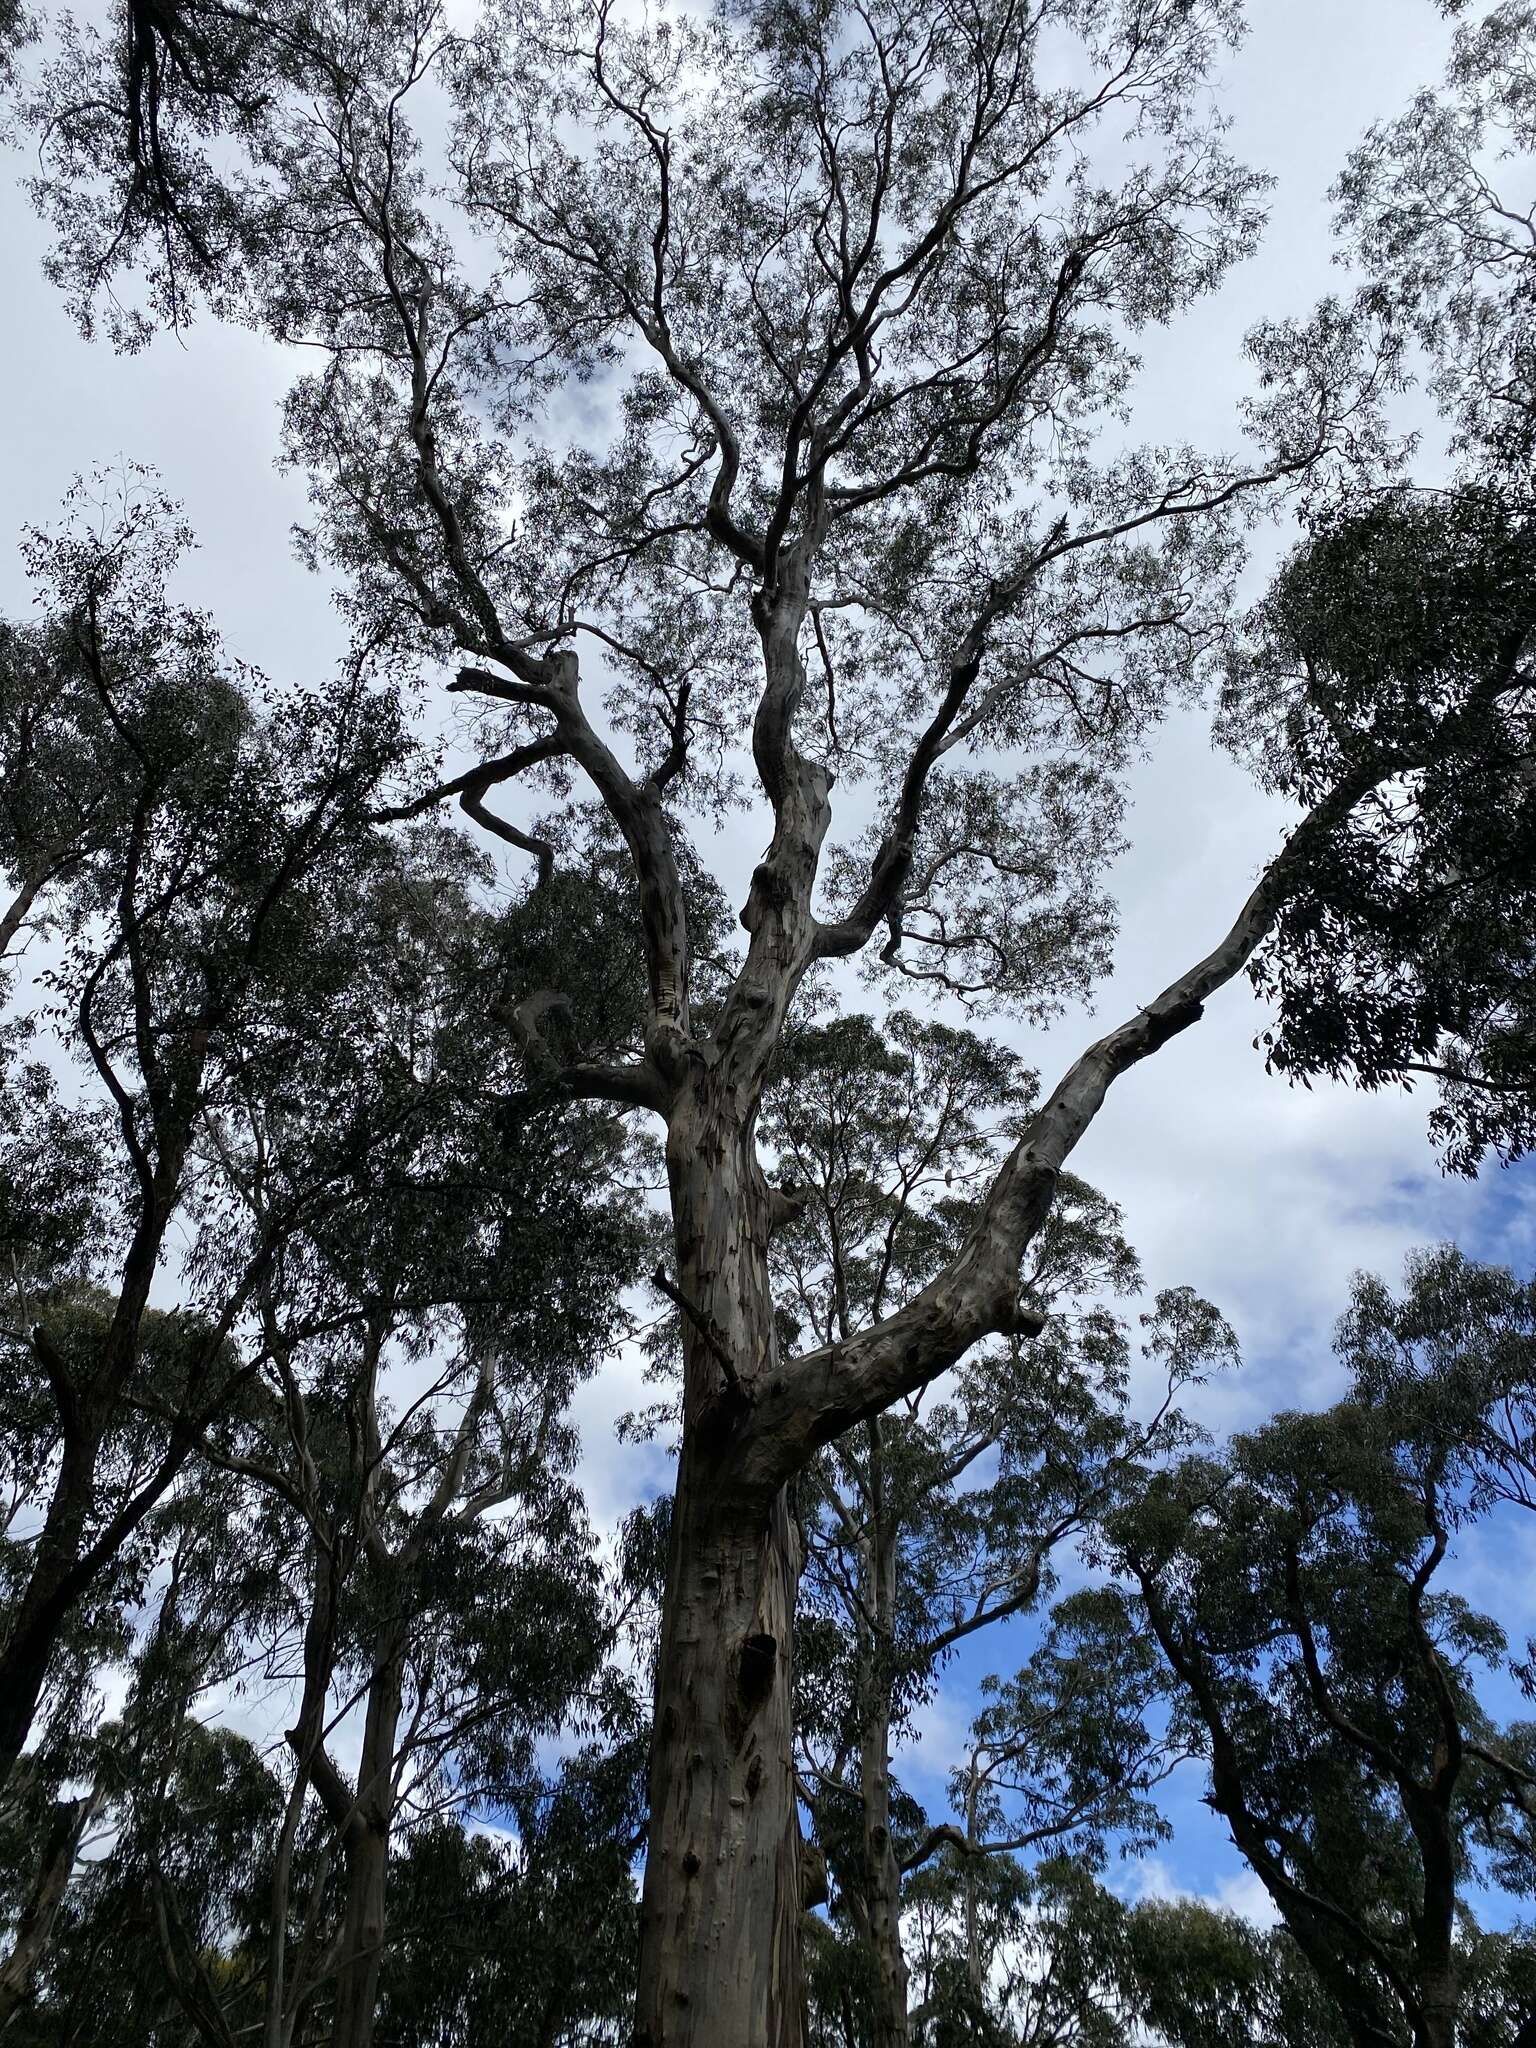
1120,1897,1345,2048
1111,1248,1536,2046
376,1742,645,2048
1229,486,1536,1170
1332,0,1536,471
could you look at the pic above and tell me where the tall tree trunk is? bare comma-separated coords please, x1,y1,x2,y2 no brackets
859,1505,908,2048
1414,1946,1458,2048
637,1468,804,2048
859,1716,909,2048
331,1824,390,2048
635,1094,807,2048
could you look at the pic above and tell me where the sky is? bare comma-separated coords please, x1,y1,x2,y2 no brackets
3,0,1535,1926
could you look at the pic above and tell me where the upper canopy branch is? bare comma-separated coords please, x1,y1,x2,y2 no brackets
816,437,1355,970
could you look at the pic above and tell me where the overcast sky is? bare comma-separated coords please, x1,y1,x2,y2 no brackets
3,0,1534,1918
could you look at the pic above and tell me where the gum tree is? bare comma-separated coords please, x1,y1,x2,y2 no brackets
14,2,1533,2038
0,480,410,1792
1110,1255,1536,2048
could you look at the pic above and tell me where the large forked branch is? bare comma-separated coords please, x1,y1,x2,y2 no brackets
738,760,1389,1501
325,122,698,1068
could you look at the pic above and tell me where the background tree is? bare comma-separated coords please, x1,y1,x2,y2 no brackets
0,471,412,1787
1332,0,1536,473
0,480,656,2042
1224,484,1536,1174
1109,1255,1536,2048
1116,1895,1348,2048
162,809,648,2048
373,1742,648,2048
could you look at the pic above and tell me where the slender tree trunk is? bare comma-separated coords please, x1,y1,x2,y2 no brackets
963,1756,984,2005
328,1629,404,2048
0,1425,104,1788
635,1094,807,2048
1,1172,187,1792
270,1544,344,2048
859,1712,909,2048
1413,1923,1458,2048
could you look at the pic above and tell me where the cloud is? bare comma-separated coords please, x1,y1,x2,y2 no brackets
1113,1850,1280,1931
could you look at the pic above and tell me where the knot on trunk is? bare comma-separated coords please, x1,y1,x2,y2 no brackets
746,861,793,916
737,1631,778,1709
1142,995,1206,1054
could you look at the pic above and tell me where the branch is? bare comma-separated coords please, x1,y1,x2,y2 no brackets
284,1726,367,1849
652,1264,750,1407
739,760,1390,1497
371,735,565,886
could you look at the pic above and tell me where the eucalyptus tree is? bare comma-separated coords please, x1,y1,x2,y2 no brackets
1336,1244,1536,1528
1332,0,1536,473
1223,483,1536,1173
893,1854,1128,2048
13,4,1535,2039
143,1391,616,2048
1108,1282,1536,2048
0,476,413,1794
768,1012,1214,2048
373,1743,648,2048
1117,1897,1349,2048
812,1855,1352,2047
1,897,649,2048
122,816,651,2048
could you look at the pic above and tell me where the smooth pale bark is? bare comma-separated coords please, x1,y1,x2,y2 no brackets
636,1086,809,2048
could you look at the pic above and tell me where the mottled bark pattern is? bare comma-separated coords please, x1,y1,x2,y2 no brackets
636,1091,808,2048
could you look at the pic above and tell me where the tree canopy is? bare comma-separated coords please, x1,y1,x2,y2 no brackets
0,1,1534,2044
